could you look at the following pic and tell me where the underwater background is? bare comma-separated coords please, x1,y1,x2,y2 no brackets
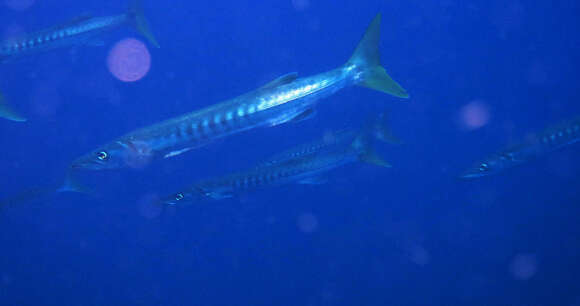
1,0,580,305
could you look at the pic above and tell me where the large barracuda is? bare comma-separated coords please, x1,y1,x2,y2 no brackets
0,0,159,122
160,115,396,205
71,13,408,170
461,117,580,179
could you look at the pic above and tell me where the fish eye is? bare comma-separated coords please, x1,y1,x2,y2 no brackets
174,193,184,201
479,163,489,172
96,151,109,161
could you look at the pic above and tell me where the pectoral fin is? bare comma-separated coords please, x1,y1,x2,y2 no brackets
288,108,316,123
269,108,316,127
163,147,194,159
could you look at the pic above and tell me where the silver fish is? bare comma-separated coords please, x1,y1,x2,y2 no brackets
160,116,395,205
0,0,158,63
461,117,580,179
0,0,159,122
71,13,408,170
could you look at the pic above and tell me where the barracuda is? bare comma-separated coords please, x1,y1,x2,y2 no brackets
160,115,396,205
461,117,580,179
0,0,158,63
0,0,159,122
71,13,408,170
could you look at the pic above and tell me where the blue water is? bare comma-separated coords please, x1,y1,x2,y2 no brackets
1,1,580,305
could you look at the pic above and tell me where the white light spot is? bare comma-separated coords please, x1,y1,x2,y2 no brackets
247,105,256,114
297,213,318,233
458,100,490,130
509,254,537,280
225,112,233,120
237,108,245,117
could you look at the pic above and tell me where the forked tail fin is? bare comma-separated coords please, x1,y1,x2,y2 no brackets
0,173,89,210
347,13,408,98
128,0,160,48
56,171,91,194
366,112,402,145
352,136,392,168
0,91,26,122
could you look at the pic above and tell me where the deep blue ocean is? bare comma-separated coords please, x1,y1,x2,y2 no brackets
1,1,580,305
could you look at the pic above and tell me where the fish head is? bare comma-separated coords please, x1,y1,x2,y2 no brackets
460,153,514,179
70,141,138,170
158,186,208,207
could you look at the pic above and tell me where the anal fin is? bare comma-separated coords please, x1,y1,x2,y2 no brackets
359,148,392,168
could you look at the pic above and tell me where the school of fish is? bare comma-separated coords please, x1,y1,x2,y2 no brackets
0,1,578,209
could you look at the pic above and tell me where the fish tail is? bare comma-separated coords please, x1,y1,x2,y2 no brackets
56,171,91,194
0,90,27,122
346,13,408,98
365,112,402,145
127,0,160,48
353,136,392,168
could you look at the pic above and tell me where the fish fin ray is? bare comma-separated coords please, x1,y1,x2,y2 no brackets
128,0,160,48
347,13,409,98
0,91,27,122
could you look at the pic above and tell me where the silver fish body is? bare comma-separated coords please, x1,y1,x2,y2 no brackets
162,140,369,205
0,15,128,62
0,0,158,64
461,117,580,179
71,13,408,170
160,113,396,206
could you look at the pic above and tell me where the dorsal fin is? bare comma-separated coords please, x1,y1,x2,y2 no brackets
260,72,298,90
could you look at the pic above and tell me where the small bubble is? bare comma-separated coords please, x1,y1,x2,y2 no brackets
137,193,162,220
1,273,12,285
297,213,318,233
509,253,537,280
4,0,35,11
292,0,310,11
409,245,430,266
458,100,490,130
